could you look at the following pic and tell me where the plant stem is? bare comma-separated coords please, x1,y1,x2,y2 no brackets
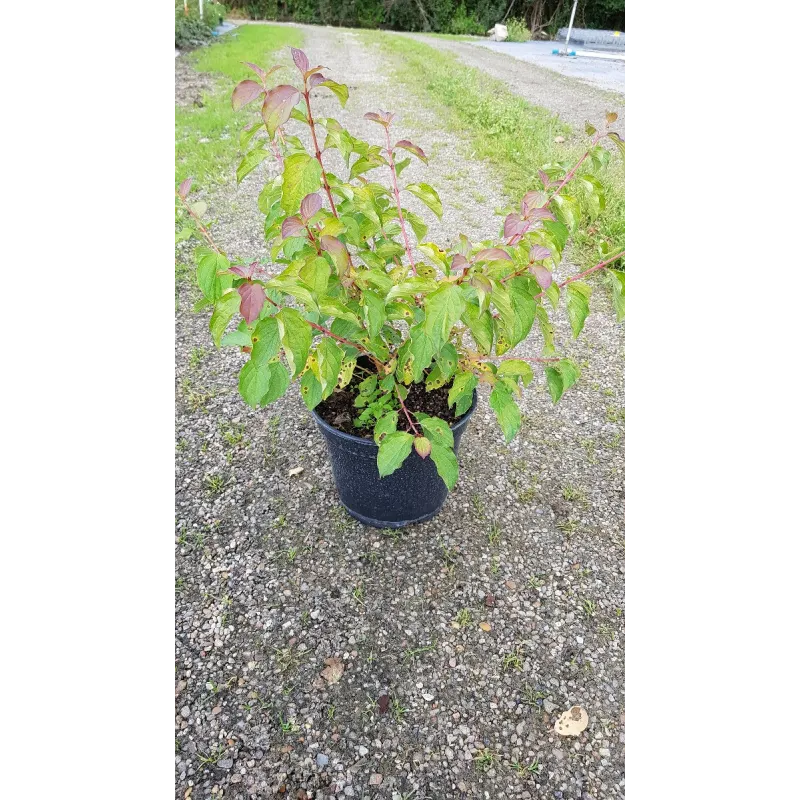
177,193,222,253
263,295,384,370
395,387,421,435
303,90,339,219
384,127,416,275
533,250,625,301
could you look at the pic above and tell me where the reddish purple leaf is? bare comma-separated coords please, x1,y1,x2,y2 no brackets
530,245,551,262
241,61,267,82
531,265,553,289
538,170,551,188
521,190,547,217
394,140,428,163
229,262,256,279
451,254,469,271
364,110,395,127
262,85,301,137
504,212,529,240
529,208,556,222
484,593,496,607
320,234,348,272
308,72,326,89
232,79,265,111
238,282,266,324
377,694,390,714
291,47,309,73
178,178,192,200
473,248,512,263
300,193,323,221
320,234,345,255
281,216,305,239
414,437,432,459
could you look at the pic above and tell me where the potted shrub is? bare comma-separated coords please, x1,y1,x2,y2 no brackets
176,47,625,528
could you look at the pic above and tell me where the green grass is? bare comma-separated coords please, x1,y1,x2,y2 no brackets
175,24,303,189
358,31,624,268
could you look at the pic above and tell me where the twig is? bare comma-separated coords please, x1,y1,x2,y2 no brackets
396,386,421,436
384,126,417,275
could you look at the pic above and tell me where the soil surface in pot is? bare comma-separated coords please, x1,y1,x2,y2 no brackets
316,373,465,439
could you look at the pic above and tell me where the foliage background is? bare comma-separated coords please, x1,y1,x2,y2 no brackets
228,1,624,36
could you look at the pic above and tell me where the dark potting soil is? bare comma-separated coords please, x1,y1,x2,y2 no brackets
316,374,465,438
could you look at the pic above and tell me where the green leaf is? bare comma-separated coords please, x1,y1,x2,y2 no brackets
276,307,312,377
196,248,230,302
542,219,569,252
536,305,556,356
497,359,534,387
251,316,280,363
281,153,322,214
261,362,290,405
404,209,427,241
209,291,241,347
430,442,458,490
258,177,282,215
319,80,349,107
608,131,625,161
221,330,252,348
404,183,443,219
362,289,387,339
314,337,344,399
461,302,493,355
419,416,454,449
607,268,625,321
544,358,581,404
373,410,398,444
237,148,270,184
409,326,435,382
448,371,477,416
492,278,536,349
386,278,439,301
424,284,465,349
377,431,414,478
435,342,458,381
566,282,592,338
489,382,521,443
299,369,322,409
299,255,331,296
318,297,361,326
239,359,272,409
551,194,580,232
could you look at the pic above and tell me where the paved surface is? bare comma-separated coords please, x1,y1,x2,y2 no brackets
465,40,625,95
175,23,625,800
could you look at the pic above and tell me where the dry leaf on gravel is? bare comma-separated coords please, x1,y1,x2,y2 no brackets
479,622,492,632
288,466,304,476
555,705,589,736
554,136,566,143
377,694,390,714
319,656,343,684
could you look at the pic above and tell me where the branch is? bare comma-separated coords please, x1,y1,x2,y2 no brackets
303,90,339,219
384,127,417,276
533,250,625,301
176,192,222,254
396,386,421,435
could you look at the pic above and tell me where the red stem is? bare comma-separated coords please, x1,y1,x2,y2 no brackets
303,90,339,220
176,192,221,253
396,387,421,435
384,127,416,275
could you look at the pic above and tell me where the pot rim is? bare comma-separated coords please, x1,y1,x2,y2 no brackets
310,389,478,447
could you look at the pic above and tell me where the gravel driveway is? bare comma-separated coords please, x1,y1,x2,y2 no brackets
175,24,624,800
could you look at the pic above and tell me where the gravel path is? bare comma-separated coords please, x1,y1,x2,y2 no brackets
175,24,624,800
403,33,625,136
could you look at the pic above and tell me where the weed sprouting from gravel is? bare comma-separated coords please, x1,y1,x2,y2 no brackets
402,642,436,662
391,697,408,722
474,748,495,772
502,647,524,672
454,608,472,627
582,598,598,618
488,522,502,546
203,473,229,496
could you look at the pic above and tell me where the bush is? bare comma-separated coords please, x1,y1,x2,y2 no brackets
175,3,228,49
176,48,626,490
505,17,530,42
448,3,484,35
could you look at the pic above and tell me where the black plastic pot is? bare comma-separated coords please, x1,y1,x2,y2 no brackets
311,391,478,529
